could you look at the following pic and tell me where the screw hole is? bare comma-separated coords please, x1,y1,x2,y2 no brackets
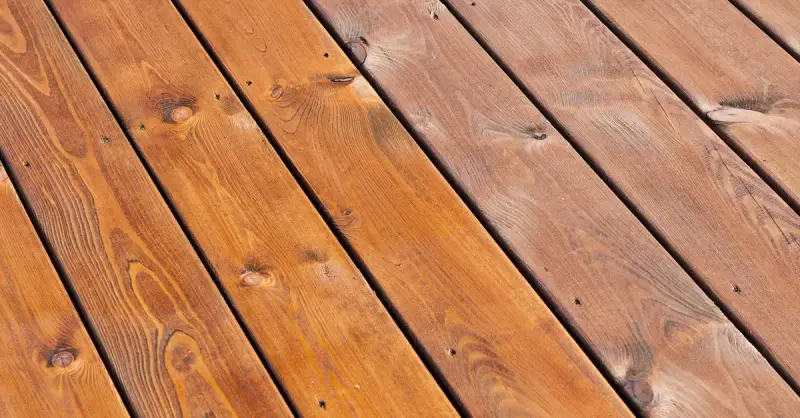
733,285,741,293
573,298,581,305
324,52,329,58
215,93,221,100
246,80,253,86
101,136,110,144
447,348,456,356
318,400,326,409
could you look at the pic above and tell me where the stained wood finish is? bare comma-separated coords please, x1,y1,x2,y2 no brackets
49,0,455,415
733,0,800,57
0,0,291,415
447,0,800,398
0,165,127,417
173,0,631,415
309,0,800,415
584,0,800,208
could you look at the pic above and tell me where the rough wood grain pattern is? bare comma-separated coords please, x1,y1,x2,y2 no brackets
174,0,631,415
733,0,800,57
0,0,291,415
0,164,128,417
583,0,800,209
49,0,455,415
309,0,800,415
447,0,800,398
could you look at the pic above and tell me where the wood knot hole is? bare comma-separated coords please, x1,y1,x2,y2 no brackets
241,270,266,287
171,106,193,123
346,41,367,66
49,350,74,368
270,86,283,98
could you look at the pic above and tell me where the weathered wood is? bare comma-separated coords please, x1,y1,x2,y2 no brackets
49,0,456,415
0,164,128,417
733,0,800,57
308,0,800,415
0,0,291,415
583,0,800,207
444,0,800,408
174,0,631,415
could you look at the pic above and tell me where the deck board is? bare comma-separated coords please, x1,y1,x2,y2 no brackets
584,0,800,385
445,0,800,399
0,0,290,415
0,164,127,417
172,0,632,415
48,0,455,415
732,0,800,58
307,0,800,415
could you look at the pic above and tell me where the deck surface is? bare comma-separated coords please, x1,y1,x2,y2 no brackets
1,0,799,416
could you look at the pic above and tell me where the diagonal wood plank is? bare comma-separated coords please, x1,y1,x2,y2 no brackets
173,0,631,415
445,0,800,396
0,164,128,417
307,0,800,415
48,0,456,415
0,0,291,415
732,0,800,58
583,0,800,209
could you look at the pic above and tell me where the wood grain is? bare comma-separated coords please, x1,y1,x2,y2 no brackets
581,0,800,383
0,0,291,415
174,0,631,415
308,0,800,415
583,0,800,208
732,0,800,57
0,164,128,417
49,0,456,415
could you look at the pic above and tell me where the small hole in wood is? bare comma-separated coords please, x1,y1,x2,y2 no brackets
573,298,581,305
101,136,110,144
324,52,329,58
138,123,145,130
447,348,456,356
246,80,253,86
215,93,221,100
733,285,741,293
318,400,326,409
432,13,439,20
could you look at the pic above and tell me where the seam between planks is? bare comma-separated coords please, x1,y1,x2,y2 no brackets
168,0,471,414
576,0,800,396
434,0,799,399
728,0,800,63
41,1,301,414
301,0,642,414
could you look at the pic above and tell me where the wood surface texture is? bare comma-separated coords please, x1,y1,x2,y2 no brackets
49,0,455,415
447,0,800,397
308,0,800,415
0,0,291,415
0,164,128,417
733,0,800,57
173,0,631,415
584,0,800,208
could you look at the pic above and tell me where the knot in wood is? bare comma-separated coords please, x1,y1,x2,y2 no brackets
50,350,74,368
171,106,194,123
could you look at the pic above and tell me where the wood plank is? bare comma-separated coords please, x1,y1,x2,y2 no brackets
732,0,800,57
308,0,800,415
445,0,800,399
0,1,291,415
583,0,800,208
173,0,631,415
0,164,127,417
49,0,456,415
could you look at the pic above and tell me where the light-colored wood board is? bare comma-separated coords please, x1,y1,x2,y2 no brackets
0,0,291,415
174,0,632,415
445,0,800,405
308,0,800,415
49,0,456,415
581,0,800,382
0,164,128,417
732,0,800,57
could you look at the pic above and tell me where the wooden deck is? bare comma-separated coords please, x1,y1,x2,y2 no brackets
1,0,799,416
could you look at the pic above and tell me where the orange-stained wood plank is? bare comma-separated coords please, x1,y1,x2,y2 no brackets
49,0,456,415
0,165,128,417
0,0,291,416
582,0,800,210
446,0,800,396
307,0,800,415
733,0,800,57
173,0,631,415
